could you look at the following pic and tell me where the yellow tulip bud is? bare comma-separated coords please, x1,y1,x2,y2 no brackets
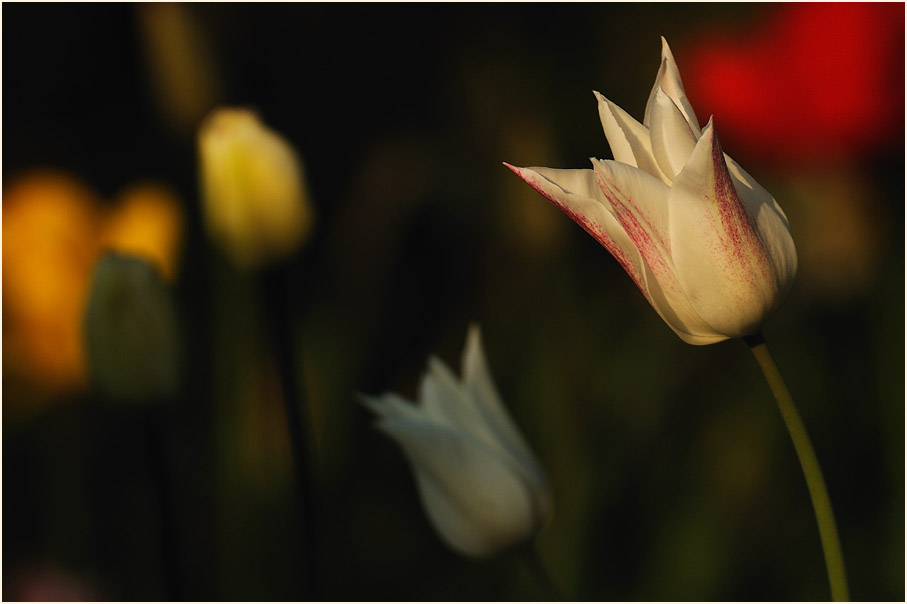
198,108,314,269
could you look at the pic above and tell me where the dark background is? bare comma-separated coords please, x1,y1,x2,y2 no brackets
3,3,904,601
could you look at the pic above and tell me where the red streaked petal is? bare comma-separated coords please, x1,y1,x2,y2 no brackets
668,119,782,337
504,163,652,302
591,159,727,342
591,159,673,282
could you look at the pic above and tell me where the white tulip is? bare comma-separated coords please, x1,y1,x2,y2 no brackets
360,326,551,558
508,38,797,344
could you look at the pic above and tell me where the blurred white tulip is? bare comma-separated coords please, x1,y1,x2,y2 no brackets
360,325,551,558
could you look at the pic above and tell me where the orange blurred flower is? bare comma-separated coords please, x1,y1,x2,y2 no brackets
98,183,185,281
2,170,184,403
3,172,102,393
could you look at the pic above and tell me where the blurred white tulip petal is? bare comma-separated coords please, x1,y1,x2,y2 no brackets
360,325,551,558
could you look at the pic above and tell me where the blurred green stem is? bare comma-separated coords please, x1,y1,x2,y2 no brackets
521,542,564,601
260,264,319,599
744,332,849,602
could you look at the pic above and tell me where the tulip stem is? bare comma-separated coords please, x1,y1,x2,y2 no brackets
260,264,319,599
521,543,565,601
744,332,849,602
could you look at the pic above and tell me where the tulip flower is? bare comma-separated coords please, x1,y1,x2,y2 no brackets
98,182,185,282
198,108,314,270
84,252,182,403
507,38,797,344
2,172,185,400
360,326,551,558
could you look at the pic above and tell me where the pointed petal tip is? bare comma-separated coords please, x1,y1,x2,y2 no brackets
593,90,617,109
356,392,389,419
701,116,720,143
660,36,672,58
504,163,546,188
466,322,483,345
462,322,484,379
464,323,483,362
588,157,611,176
503,162,524,176
426,354,446,372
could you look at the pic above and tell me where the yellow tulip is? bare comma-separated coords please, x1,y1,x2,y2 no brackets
198,108,314,269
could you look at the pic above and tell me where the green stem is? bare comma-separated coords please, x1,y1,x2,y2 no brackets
260,264,319,599
744,332,849,601
520,542,565,601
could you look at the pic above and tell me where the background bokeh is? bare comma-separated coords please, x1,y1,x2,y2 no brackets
3,3,904,601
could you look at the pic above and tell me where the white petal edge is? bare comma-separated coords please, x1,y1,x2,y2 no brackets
594,91,669,184
648,87,699,182
725,155,798,300
461,325,552,522
358,391,424,421
644,37,701,136
420,356,503,452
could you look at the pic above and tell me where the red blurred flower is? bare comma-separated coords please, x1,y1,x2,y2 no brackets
681,3,905,166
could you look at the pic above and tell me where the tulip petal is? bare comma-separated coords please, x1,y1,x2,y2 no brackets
668,120,782,337
590,159,674,283
461,325,551,519
640,260,730,345
504,163,653,303
644,37,701,136
649,88,699,181
358,391,424,421
590,159,727,342
421,352,549,520
725,156,798,296
376,417,535,558
420,356,500,445
594,91,669,184
460,325,530,457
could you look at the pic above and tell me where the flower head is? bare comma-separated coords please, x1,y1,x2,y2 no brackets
2,172,185,400
507,38,797,344
84,252,183,403
360,325,551,558
198,108,314,270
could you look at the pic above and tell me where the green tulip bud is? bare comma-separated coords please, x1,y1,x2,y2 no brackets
84,252,182,403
